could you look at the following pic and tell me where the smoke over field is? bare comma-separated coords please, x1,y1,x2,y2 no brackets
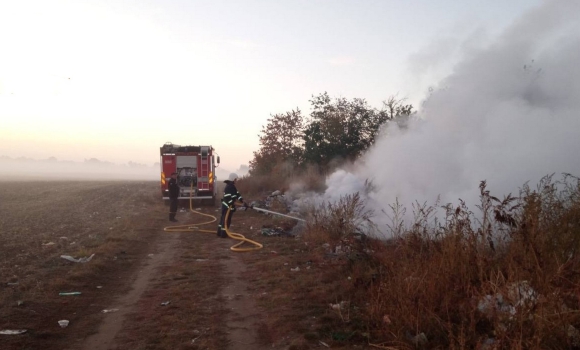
320,0,580,226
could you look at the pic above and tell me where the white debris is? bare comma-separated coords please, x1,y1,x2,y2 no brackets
58,320,69,328
101,309,119,313
329,301,348,310
411,333,428,347
291,267,300,272
0,330,27,335
507,280,537,308
60,254,95,263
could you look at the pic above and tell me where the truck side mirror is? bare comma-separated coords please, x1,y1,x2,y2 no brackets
217,156,220,164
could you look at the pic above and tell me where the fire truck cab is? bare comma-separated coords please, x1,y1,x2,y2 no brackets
160,143,219,204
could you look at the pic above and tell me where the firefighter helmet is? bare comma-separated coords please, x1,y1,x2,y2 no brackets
227,173,239,182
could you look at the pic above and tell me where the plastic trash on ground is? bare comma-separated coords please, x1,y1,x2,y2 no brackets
261,227,291,237
61,254,95,263
0,330,27,335
101,309,119,313
58,320,69,328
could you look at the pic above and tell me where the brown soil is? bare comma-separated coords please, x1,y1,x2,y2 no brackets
1,181,369,350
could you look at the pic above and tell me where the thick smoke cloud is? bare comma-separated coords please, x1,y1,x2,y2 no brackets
321,0,580,230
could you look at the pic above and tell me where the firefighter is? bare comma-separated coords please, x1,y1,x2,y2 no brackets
168,172,180,222
217,173,248,238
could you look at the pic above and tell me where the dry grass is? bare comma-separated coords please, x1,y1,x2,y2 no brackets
3,174,578,349
236,173,580,349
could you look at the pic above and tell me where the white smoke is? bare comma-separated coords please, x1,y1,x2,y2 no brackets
318,0,580,232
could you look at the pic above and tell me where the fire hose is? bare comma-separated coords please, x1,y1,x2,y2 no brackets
163,182,304,252
250,207,306,222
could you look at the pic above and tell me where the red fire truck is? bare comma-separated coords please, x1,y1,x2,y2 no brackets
160,143,220,204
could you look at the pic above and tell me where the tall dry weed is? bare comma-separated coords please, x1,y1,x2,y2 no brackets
302,174,580,348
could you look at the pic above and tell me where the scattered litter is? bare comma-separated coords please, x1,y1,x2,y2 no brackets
191,335,201,344
69,241,76,245
148,254,154,258
101,309,119,313
319,340,330,348
270,251,277,254
116,216,121,219
195,259,208,262
61,254,94,263
58,320,69,328
271,190,281,196
261,227,291,237
195,208,201,211
42,242,56,246
59,237,68,240
17,300,23,306
179,208,186,212
0,330,27,335
6,282,19,286
291,267,300,272
382,315,392,325
59,292,82,296
161,301,171,306
284,263,288,266
329,301,348,310
507,280,537,308
96,286,103,289
411,332,428,347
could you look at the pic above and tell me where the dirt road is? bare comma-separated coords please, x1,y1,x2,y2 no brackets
1,181,362,350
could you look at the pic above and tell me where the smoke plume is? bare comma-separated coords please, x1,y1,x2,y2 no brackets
321,0,580,231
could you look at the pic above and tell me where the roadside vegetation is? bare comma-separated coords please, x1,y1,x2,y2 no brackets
236,91,580,348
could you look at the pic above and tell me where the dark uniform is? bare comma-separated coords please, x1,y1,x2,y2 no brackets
168,175,180,222
217,180,244,237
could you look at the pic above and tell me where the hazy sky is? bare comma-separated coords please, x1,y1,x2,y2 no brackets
0,0,542,171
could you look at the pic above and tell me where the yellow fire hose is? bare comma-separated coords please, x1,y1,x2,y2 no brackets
163,182,263,252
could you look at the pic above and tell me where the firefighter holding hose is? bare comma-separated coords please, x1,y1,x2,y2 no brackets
217,173,249,238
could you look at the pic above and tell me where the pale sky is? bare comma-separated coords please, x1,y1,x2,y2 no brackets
0,0,542,171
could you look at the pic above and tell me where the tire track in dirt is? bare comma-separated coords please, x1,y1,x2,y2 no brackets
81,232,179,350
220,250,273,350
